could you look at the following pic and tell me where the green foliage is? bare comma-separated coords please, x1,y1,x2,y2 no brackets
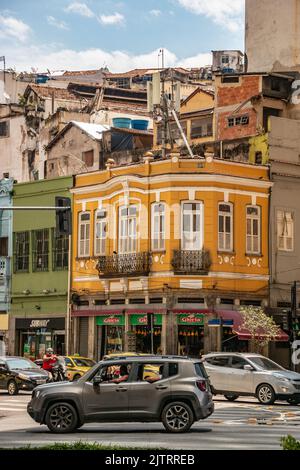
281,436,300,450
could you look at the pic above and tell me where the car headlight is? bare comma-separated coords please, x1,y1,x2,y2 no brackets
278,377,291,383
18,373,30,381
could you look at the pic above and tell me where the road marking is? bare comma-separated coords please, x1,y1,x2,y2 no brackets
0,408,27,412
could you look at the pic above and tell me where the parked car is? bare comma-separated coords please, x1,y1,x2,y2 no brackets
203,352,300,405
64,356,96,381
0,356,49,395
27,355,214,433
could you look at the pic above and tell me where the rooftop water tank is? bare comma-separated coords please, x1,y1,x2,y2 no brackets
131,120,149,131
112,117,132,129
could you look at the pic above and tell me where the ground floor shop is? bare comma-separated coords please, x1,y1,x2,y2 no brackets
71,308,286,361
11,317,66,360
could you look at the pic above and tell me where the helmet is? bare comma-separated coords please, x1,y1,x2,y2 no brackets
46,348,54,354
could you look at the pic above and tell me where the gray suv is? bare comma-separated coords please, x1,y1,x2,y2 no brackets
27,355,214,433
204,353,300,405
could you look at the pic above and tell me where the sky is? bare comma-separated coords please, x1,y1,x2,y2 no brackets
0,0,245,73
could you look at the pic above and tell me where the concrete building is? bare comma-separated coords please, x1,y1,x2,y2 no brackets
212,50,244,74
245,0,300,72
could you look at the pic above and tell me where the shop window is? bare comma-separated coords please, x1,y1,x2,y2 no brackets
32,229,49,272
129,298,146,304
246,206,261,255
119,205,137,254
0,121,9,138
110,299,125,305
14,232,30,273
277,210,294,252
151,203,165,251
82,150,94,167
182,202,203,251
218,202,233,252
178,297,205,304
220,298,234,305
94,210,107,256
78,212,91,258
136,363,164,383
94,299,107,306
52,229,69,270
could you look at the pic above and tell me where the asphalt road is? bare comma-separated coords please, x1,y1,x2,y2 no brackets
0,392,300,450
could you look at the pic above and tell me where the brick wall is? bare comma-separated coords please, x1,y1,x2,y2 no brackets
217,108,258,141
217,76,261,107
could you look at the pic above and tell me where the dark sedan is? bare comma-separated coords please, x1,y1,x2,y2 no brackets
0,356,49,395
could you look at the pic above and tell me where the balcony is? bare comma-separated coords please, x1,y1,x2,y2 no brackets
172,250,211,275
97,252,151,278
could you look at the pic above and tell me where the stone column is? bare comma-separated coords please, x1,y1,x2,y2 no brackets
88,316,95,359
8,316,16,356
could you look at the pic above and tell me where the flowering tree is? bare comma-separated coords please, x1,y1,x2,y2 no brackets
239,306,280,353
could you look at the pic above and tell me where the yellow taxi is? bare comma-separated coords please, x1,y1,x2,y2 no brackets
64,355,96,381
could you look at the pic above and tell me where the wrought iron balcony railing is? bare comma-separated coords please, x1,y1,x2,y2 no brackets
97,252,151,278
172,250,211,275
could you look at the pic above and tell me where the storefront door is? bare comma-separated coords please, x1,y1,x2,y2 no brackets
130,314,162,354
96,315,125,357
177,314,204,357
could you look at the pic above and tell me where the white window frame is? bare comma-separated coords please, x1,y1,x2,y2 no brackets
246,206,261,255
78,211,91,258
218,202,233,252
118,205,138,254
94,209,107,256
151,203,165,252
181,202,203,251
277,210,294,252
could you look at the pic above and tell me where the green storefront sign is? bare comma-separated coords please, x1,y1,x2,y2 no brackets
130,314,163,326
96,315,125,326
177,314,204,326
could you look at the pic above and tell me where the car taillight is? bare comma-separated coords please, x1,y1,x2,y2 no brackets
196,380,207,392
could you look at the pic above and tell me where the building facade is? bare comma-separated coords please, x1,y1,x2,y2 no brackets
0,177,14,352
71,154,271,360
9,176,73,359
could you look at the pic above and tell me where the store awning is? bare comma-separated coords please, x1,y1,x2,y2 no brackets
217,310,289,342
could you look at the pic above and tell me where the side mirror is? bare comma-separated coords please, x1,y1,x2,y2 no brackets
244,364,254,371
93,376,102,387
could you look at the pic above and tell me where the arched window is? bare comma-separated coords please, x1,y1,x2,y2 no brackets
151,203,165,251
78,212,90,258
246,206,261,254
218,203,233,252
94,210,107,256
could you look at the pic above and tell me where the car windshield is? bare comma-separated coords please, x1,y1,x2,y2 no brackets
248,356,284,371
73,358,95,367
6,358,38,370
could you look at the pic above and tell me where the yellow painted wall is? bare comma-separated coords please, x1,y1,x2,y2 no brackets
72,158,270,298
249,134,269,165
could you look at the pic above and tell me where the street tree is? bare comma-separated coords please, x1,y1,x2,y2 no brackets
239,306,280,353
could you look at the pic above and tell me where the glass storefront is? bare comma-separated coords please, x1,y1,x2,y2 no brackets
96,315,125,357
177,314,204,357
130,314,162,354
16,318,65,360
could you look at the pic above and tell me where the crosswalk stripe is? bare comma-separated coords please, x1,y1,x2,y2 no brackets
0,407,26,412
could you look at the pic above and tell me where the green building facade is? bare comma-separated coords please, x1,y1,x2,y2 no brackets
9,176,73,359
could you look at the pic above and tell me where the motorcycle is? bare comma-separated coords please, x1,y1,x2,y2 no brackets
49,356,69,382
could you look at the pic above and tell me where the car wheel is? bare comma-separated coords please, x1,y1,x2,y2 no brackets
7,380,19,396
161,402,194,433
73,374,81,382
287,397,300,406
224,394,239,402
256,384,276,405
45,402,78,433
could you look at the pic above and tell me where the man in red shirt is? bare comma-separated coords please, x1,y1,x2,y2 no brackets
42,348,57,379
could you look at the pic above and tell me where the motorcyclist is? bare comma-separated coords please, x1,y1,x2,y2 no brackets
42,348,57,379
